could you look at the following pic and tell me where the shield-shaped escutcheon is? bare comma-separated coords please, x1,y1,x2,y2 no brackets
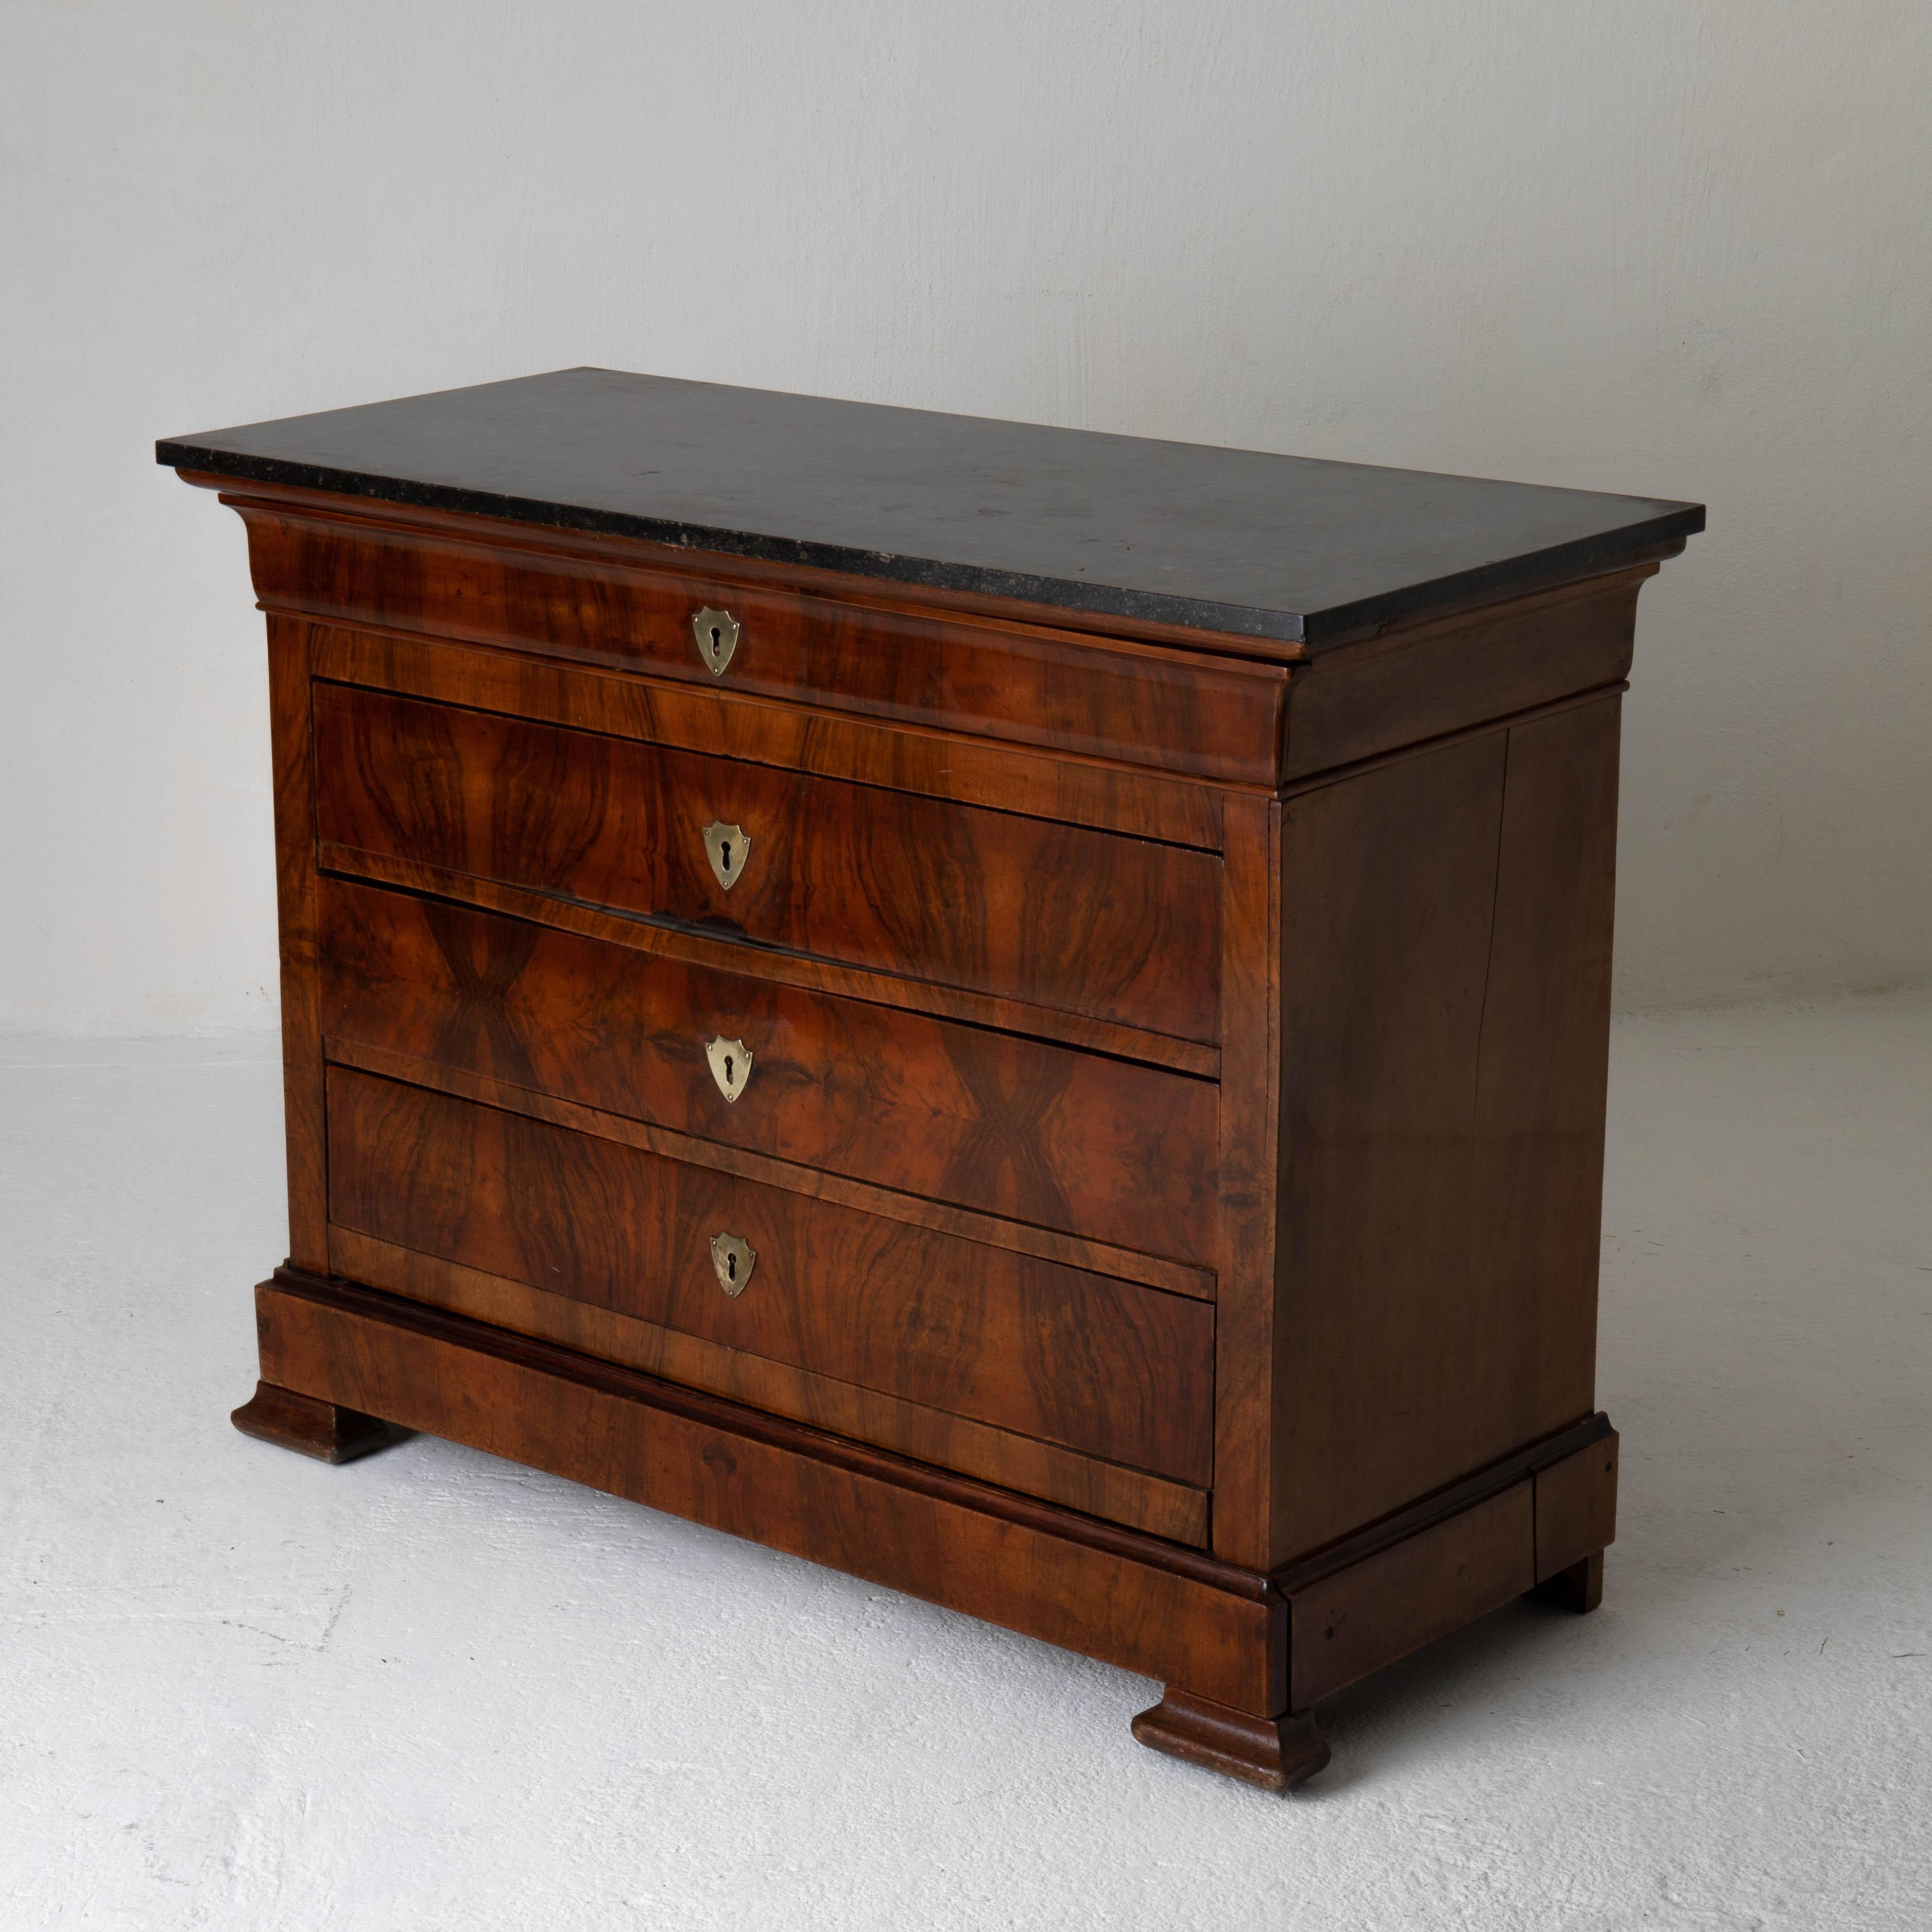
691,605,740,675
705,1035,753,1103
709,1233,756,1297
702,820,751,890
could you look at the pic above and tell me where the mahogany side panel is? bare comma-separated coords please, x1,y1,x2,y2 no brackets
232,498,1289,783
309,623,1225,852
253,1269,1281,1712
1281,570,1648,778
1271,733,1510,1560
331,1227,1210,1544
325,1067,1216,1484
265,616,328,1269
1270,706,1622,1565
317,877,1218,1263
314,681,1222,1045
1469,696,1623,1448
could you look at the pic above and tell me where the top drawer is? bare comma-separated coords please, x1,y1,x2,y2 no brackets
238,503,1288,784
313,682,1221,1043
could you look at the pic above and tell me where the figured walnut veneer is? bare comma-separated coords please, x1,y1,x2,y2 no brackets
314,681,1224,1044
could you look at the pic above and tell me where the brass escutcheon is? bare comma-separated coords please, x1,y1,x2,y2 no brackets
692,605,740,675
702,820,751,891
705,1035,753,1103
710,1233,756,1297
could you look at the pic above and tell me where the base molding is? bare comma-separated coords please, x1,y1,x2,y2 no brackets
241,1264,1619,1790
1132,1689,1330,1793
231,1378,402,1463
249,1266,1284,1712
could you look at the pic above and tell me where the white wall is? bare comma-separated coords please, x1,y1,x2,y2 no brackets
5,1,1929,1031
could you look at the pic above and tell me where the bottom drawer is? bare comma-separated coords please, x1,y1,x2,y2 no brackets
324,1067,1215,1491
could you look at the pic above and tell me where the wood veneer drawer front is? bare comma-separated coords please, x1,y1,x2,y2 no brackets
242,508,1287,783
318,878,1218,1264
314,681,1221,1043
325,1068,1215,1486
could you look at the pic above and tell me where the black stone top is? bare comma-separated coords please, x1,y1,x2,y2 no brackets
159,367,1702,648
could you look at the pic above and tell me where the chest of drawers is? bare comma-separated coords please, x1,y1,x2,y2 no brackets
162,371,1701,1790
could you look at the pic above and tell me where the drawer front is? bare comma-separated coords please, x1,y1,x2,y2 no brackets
242,505,1289,784
314,681,1220,1044
319,878,1218,1265
326,1067,1215,1485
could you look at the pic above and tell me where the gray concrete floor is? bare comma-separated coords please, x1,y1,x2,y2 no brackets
3,995,1928,1930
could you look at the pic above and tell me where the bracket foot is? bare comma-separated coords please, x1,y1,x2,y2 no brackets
1132,1688,1330,1793
231,1379,403,1464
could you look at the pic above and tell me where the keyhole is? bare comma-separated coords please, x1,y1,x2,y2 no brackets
723,1054,735,1086
726,1252,738,1284
720,839,734,872
693,608,738,676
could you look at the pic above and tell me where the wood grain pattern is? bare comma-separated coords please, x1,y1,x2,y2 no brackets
325,1067,1216,1484
231,494,1290,782
323,1040,1211,1299
324,842,1217,1078
318,876,1218,1264
265,617,329,1269
315,681,1222,1044
254,1268,1281,1712
331,1226,1209,1543
309,622,1227,852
